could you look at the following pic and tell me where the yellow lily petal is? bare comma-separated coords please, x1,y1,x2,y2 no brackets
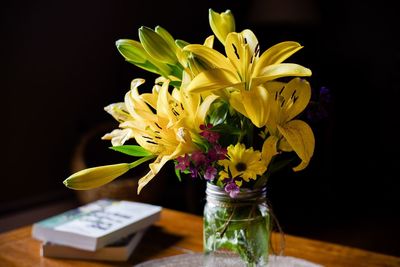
261,135,279,167
132,132,161,155
186,68,242,93
252,63,312,86
184,44,231,70
180,89,200,118
138,134,195,193
278,138,293,152
264,81,286,135
254,41,303,75
187,55,212,76
229,91,248,117
195,94,219,128
141,84,160,110
156,80,175,121
137,155,170,194
277,120,315,171
125,79,158,122
225,32,251,80
204,35,214,48
64,163,130,190
240,29,259,57
209,9,235,45
242,86,270,128
280,78,311,121
104,103,131,123
102,128,134,146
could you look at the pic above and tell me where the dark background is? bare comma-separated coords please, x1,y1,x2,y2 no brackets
1,0,399,257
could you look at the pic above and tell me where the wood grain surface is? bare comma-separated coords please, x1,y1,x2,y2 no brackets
0,208,398,267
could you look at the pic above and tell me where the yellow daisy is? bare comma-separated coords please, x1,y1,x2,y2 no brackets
218,143,266,182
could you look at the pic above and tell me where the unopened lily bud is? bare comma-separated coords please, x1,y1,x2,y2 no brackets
116,39,147,64
139,26,178,64
155,26,178,53
63,163,130,190
209,9,235,45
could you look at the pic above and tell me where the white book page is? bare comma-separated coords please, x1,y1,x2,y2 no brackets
55,201,160,238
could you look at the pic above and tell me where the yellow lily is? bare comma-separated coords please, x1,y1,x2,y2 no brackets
264,78,315,171
184,30,311,127
209,9,235,45
103,77,217,193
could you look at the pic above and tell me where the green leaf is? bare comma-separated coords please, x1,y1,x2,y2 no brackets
109,145,153,157
211,124,241,135
169,80,182,88
209,101,229,126
174,166,182,182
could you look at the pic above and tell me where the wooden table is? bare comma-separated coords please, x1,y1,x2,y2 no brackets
0,208,399,267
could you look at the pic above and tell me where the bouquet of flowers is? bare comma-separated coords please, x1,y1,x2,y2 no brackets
63,9,314,195
63,9,315,265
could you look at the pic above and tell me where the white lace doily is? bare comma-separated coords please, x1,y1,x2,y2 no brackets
134,253,323,267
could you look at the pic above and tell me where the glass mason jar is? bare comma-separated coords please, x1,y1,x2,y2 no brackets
203,183,270,267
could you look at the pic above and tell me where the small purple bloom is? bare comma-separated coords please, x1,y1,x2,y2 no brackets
204,166,217,181
175,154,190,171
191,151,207,166
190,167,199,178
225,181,240,198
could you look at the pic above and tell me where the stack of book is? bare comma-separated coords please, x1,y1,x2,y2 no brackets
32,199,162,261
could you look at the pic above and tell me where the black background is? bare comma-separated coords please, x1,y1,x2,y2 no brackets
1,0,399,256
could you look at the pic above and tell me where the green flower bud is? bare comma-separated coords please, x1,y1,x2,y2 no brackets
209,9,236,45
139,26,177,64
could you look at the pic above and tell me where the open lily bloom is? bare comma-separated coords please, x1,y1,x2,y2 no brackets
264,78,315,171
102,78,219,192
184,30,311,127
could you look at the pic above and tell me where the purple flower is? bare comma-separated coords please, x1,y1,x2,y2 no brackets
204,166,217,181
190,166,199,178
191,151,207,166
225,181,240,198
175,154,190,171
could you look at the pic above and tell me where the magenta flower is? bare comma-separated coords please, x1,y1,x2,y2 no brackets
200,124,220,143
175,154,190,171
207,144,227,162
191,151,207,166
214,144,227,160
